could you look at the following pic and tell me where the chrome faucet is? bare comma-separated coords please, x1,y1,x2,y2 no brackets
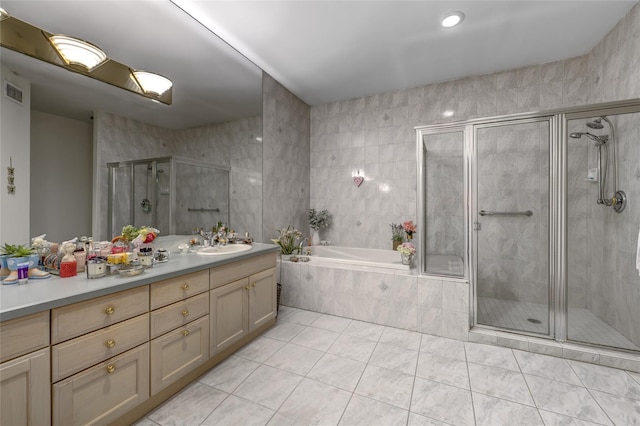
298,238,308,254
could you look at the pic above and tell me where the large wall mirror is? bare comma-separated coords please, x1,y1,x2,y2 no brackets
0,1,263,242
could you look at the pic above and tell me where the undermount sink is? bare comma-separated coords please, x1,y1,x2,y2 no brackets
197,244,253,256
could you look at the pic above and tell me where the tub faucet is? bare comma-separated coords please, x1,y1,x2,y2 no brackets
298,238,308,254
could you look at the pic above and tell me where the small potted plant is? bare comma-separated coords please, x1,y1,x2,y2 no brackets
390,223,404,250
4,245,38,284
308,209,331,245
403,220,416,241
397,242,416,266
272,226,303,257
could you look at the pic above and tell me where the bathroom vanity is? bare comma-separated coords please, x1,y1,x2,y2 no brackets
0,244,279,426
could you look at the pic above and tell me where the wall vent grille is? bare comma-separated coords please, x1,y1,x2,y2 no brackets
3,80,23,105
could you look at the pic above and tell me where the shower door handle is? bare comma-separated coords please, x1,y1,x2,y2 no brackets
479,210,533,217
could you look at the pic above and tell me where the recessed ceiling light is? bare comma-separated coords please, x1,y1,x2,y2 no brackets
443,110,455,117
442,11,465,28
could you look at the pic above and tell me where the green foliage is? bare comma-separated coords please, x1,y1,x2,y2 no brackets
308,209,332,231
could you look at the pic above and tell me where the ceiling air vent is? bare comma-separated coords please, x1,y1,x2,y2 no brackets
3,80,23,105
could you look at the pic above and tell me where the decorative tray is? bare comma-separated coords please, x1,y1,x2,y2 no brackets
118,264,145,277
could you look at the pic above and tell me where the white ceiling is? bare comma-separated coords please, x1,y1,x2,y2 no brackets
1,1,637,129
174,0,638,105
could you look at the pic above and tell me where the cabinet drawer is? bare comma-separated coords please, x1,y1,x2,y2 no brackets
150,292,209,339
210,252,277,289
150,315,209,395
52,286,149,344
52,313,149,382
53,343,149,426
0,311,50,363
150,270,209,310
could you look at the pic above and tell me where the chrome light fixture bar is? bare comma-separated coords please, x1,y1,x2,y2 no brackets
49,35,107,71
0,11,172,105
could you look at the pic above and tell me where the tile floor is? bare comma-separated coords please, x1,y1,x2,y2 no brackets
135,306,640,426
478,297,640,351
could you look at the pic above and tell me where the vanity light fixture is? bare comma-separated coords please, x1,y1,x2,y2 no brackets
132,70,173,96
442,11,465,28
49,35,107,71
0,8,9,21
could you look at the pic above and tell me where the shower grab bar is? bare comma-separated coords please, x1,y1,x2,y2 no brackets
188,207,220,212
479,210,533,217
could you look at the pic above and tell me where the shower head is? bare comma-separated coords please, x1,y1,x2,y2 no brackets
586,118,604,129
569,132,608,146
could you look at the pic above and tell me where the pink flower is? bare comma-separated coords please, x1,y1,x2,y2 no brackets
403,221,416,232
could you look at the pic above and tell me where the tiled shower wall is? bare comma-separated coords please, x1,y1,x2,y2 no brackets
94,111,262,241
262,74,311,243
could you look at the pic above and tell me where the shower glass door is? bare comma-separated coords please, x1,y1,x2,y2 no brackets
474,118,552,336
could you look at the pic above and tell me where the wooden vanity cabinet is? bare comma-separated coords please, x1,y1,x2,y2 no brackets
0,311,50,426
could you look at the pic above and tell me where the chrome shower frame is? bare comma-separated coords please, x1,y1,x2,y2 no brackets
415,97,640,353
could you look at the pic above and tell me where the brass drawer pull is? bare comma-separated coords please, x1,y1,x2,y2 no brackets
181,283,190,291
182,309,189,317
106,364,116,374
105,306,115,315
182,329,190,337
105,339,116,348
244,285,250,290
251,283,256,288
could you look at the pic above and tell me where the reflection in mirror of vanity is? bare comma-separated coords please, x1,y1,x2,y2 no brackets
0,1,263,244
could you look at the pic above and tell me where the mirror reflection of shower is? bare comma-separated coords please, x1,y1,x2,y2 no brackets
569,116,626,213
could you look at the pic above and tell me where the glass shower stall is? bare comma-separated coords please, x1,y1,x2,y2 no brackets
107,156,230,238
417,99,640,353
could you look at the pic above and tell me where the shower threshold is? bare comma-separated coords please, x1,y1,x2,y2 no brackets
478,297,639,351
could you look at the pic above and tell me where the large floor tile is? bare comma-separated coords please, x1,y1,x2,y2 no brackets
264,343,324,375
514,350,582,386
343,320,385,342
355,364,414,409
236,336,286,363
468,363,534,406
279,308,322,325
201,395,275,426
379,327,422,351
339,394,408,426
590,389,640,425
262,321,306,342
290,326,340,351
307,353,366,392
416,352,469,389
472,393,544,426
568,360,640,400
199,355,260,393
524,374,612,425
420,334,466,361
311,314,352,333
407,412,449,425
410,377,475,426
327,333,377,363
275,378,351,426
147,382,227,426
368,341,419,375
233,365,303,410
464,341,520,371
538,410,611,426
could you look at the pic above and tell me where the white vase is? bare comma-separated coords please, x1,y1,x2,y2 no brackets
311,230,321,246
401,253,414,266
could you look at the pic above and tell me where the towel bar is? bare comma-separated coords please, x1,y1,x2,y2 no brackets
479,210,533,217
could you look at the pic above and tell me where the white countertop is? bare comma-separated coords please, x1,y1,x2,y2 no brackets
0,243,279,322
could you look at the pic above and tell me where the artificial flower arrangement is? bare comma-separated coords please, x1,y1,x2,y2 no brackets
112,225,159,251
403,220,416,240
308,209,332,231
271,226,303,255
390,223,405,243
397,242,416,256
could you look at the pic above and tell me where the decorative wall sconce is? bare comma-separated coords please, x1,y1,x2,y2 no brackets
0,10,173,105
7,157,15,195
352,169,364,187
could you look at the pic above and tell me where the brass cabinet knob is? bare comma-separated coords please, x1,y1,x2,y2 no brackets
244,286,250,290
181,283,189,291
182,329,190,337
251,283,256,288
105,306,115,315
181,310,189,317
105,339,116,348
106,364,116,374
